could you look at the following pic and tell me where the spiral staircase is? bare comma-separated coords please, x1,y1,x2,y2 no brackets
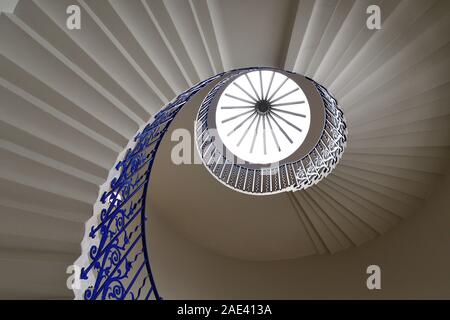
0,0,450,299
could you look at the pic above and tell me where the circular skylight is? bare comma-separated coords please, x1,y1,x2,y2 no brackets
215,70,311,164
195,67,347,195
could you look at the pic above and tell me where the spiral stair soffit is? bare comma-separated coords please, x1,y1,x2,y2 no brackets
0,0,448,299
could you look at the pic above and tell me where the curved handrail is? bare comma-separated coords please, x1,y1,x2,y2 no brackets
73,68,258,300
73,67,345,299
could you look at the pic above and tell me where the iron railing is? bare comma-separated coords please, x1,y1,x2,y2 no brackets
73,67,346,299
74,68,257,300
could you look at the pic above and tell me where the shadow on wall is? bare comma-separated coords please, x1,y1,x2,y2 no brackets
148,173,450,299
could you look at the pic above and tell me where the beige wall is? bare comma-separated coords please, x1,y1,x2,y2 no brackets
149,173,450,299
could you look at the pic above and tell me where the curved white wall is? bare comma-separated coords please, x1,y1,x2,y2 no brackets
149,172,450,299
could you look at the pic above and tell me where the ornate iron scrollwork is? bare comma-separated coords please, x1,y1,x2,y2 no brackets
74,67,346,299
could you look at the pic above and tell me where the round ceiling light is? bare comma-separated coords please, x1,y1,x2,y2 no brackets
195,68,347,195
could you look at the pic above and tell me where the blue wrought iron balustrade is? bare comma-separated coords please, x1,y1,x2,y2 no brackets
74,67,345,299
75,68,259,300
